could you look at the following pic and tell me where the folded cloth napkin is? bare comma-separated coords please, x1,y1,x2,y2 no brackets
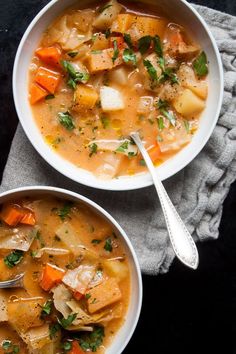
1,5,236,274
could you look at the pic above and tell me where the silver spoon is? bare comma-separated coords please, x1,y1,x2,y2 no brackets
0,273,24,289
131,132,199,269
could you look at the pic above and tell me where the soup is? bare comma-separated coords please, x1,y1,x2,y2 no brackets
29,0,208,179
0,196,130,353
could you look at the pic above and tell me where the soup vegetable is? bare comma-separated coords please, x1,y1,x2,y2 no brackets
29,0,208,179
0,196,130,353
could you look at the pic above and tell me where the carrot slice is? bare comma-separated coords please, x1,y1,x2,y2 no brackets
68,341,84,354
73,291,84,301
0,204,25,226
35,67,61,94
35,46,61,67
40,263,65,291
29,83,48,104
147,142,161,163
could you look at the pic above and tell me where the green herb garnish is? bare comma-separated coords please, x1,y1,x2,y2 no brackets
58,111,75,131
116,141,129,153
89,143,98,157
58,313,77,329
62,341,72,351
193,51,208,77
78,326,105,352
101,115,110,129
104,237,113,252
98,3,112,13
85,293,91,299
123,48,137,66
61,60,90,89
153,35,163,57
139,159,146,166
45,94,55,100
157,99,176,126
35,230,45,248
2,340,19,353
157,116,164,130
124,33,133,48
143,59,158,86
138,35,152,54
4,250,23,269
105,29,111,38
67,51,79,58
41,300,53,318
184,120,190,133
58,203,73,221
49,323,60,339
92,239,102,245
91,50,103,54
112,39,119,63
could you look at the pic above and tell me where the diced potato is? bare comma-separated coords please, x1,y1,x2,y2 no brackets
22,325,52,350
103,260,129,281
62,27,92,51
93,0,122,30
87,49,113,73
73,85,98,111
8,299,44,332
137,96,154,114
128,16,167,41
173,89,205,118
111,14,135,33
109,67,128,86
178,64,208,99
91,33,110,50
86,278,122,313
95,153,124,179
100,86,124,111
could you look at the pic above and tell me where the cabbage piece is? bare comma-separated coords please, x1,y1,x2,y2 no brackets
68,10,95,33
52,284,72,318
88,139,138,157
94,153,124,180
63,264,96,294
0,290,8,322
0,225,38,251
55,223,86,255
158,120,192,153
34,247,70,258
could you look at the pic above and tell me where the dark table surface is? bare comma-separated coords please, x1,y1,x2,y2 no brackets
0,1,235,353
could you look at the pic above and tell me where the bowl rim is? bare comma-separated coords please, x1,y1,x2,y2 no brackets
12,0,224,191
0,185,143,354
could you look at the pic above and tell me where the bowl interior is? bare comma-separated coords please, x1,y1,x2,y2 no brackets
13,0,223,190
0,186,142,354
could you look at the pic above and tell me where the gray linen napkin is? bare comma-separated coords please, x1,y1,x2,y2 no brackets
1,5,236,274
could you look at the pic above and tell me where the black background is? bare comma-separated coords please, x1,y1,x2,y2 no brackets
0,1,235,353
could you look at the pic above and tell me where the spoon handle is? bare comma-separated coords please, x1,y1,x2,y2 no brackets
131,132,199,269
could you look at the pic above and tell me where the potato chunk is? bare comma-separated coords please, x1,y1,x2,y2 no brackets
109,67,128,86
73,85,98,111
8,298,44,332
93,0,122,30
128,16,167,41
173,89,205,118
100,86,124,111
111,14,135,33
87,49,113,73
178,64,208,99
86,278,122,313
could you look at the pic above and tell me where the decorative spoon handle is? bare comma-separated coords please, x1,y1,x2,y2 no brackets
131,132,199,269
0,273,24,289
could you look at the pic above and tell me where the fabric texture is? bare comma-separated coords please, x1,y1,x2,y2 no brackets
1,5,236,274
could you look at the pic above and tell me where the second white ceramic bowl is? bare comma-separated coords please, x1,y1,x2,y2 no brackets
0,186,142,354
13,0,224,191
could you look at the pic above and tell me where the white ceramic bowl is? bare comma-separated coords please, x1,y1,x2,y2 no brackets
13,0,224,191
0,186,142,354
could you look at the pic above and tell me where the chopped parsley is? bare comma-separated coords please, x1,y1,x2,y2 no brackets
138,35,152,54
58,111,75,131
124,33,133,48
143,59,158,86
49,323,60,339
58,313,77,329
193,51,208,77
4,250,24,269
67,51,79,58
91,50,102,54
153,35,163,57
61,60,90,89
123,48,137,66
2,340,19,353
112,39,119,63
45,94,55,100
116,141,129,153
101,115,110,129
98,3,112,13
184,120,190,133
92,239,102,245
78,326,105,352
139,159,146,166
157,99,176,126
85,293,91,299
157,116,164,130
62,341,72,351
89,143,98,157
35,230,45,247
105,29,111,38
104,237,113,252
41,300,53,318
57,203,73,221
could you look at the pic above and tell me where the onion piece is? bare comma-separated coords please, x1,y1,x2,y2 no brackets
0,226,38,251
34,248,70,258
63,264,96,294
